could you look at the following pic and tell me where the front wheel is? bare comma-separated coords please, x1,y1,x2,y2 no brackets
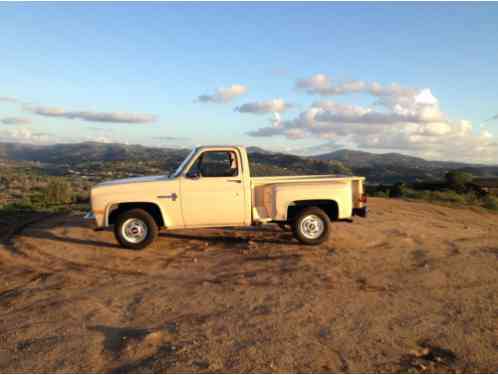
292,207,330,245
114,209,158,250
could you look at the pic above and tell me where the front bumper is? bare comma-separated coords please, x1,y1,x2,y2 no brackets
353,206,368,218
84,211,105,231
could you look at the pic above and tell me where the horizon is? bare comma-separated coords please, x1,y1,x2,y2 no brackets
1,3,498,163
1,139,495,166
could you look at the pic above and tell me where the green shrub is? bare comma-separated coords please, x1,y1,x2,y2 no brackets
389,182,407,198
445,171,473,192
430,190,466,204
402,188,431,200
462,191,479,205
0,201,36,212
45,178,73,205
482,195,498,211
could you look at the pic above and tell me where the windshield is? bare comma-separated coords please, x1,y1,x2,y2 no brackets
170,148,196,178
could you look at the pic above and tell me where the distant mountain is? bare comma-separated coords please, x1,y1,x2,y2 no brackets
313,149,469,169
1,142,498,184
0,142,350,177
248,151,351,176
246,146,274,154
312,149,498,184
0,142,189,165
0,142,276,164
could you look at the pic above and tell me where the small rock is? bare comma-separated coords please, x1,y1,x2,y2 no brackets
319,327,331,338
409,347,430,357
192,360,209,369
417,363,427,371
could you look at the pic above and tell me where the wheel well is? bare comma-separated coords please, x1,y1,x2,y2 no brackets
287,200,339,222
108,202,165,227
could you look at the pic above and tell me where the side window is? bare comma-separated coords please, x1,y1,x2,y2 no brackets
189,151,238,177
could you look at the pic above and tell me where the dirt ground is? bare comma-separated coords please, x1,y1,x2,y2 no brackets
0,198,497,373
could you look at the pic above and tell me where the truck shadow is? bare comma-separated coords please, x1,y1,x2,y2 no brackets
1,214,126,252
3,212,300,253
20,229,121,250
160,231,300,246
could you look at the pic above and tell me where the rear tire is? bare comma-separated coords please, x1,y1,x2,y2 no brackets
114,209,158,250
292,207,330,245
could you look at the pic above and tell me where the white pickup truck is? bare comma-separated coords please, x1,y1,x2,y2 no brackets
87,146,367,249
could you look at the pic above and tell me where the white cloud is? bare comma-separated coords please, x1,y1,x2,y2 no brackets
249,78,498,163
1,117,32,125
296,73,332,92
484,113,498,123
270,112,281,128
197,84,248,103
296,73,417,98
0,96,18,103
26,105,157,124
235,98,293,114
415,89,438,105
0,127,49,143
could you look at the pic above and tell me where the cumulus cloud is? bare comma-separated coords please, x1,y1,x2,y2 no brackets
247,126,286,137
235,98,293,114
197,84,248,103
0,127,50,144
0,96,18,103
296,73,417,98
157,136,189,141
484,113,498,123
249,78,498,163
26,105,157,124
1,117,32,125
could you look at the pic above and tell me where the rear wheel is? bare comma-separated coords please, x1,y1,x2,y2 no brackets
292,207,330,245
114,209,158,250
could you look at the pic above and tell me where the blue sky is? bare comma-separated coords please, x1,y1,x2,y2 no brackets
1,2,497,161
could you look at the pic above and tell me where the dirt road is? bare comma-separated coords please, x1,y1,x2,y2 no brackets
1,198,497,373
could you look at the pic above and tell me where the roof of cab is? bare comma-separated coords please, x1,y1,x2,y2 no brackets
195,145,246,151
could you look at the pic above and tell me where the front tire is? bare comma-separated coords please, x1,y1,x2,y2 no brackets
292,207,330,245
114,209,158,250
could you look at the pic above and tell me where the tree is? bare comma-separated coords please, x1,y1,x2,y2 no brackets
445,171,473,192
389,182,406,198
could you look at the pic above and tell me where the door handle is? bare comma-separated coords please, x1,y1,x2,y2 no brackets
227,179,242,183
157,193,178,201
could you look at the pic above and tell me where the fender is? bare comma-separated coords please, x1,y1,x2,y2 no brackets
104,200,172,227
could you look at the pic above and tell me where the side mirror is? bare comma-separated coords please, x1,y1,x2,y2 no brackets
186,170,201,179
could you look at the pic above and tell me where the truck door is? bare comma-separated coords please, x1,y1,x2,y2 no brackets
180,150,246,226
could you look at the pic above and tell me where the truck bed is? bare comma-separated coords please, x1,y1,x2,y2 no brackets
251,174,364,184
250,175,365,223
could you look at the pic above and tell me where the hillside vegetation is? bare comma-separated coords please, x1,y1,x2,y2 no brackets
314,149,498,184
1,142,498,213
0,143,350,211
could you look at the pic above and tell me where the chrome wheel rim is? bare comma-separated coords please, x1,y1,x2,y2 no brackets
121,218,148,244
300,214,325,240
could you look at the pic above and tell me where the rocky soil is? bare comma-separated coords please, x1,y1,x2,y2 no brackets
0,198,497,372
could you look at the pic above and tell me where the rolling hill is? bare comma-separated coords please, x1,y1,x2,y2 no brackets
1,142,498,184
313,149,498,184
0,142,350,177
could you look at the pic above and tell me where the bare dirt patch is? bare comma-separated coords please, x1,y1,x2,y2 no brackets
1,198,497,372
